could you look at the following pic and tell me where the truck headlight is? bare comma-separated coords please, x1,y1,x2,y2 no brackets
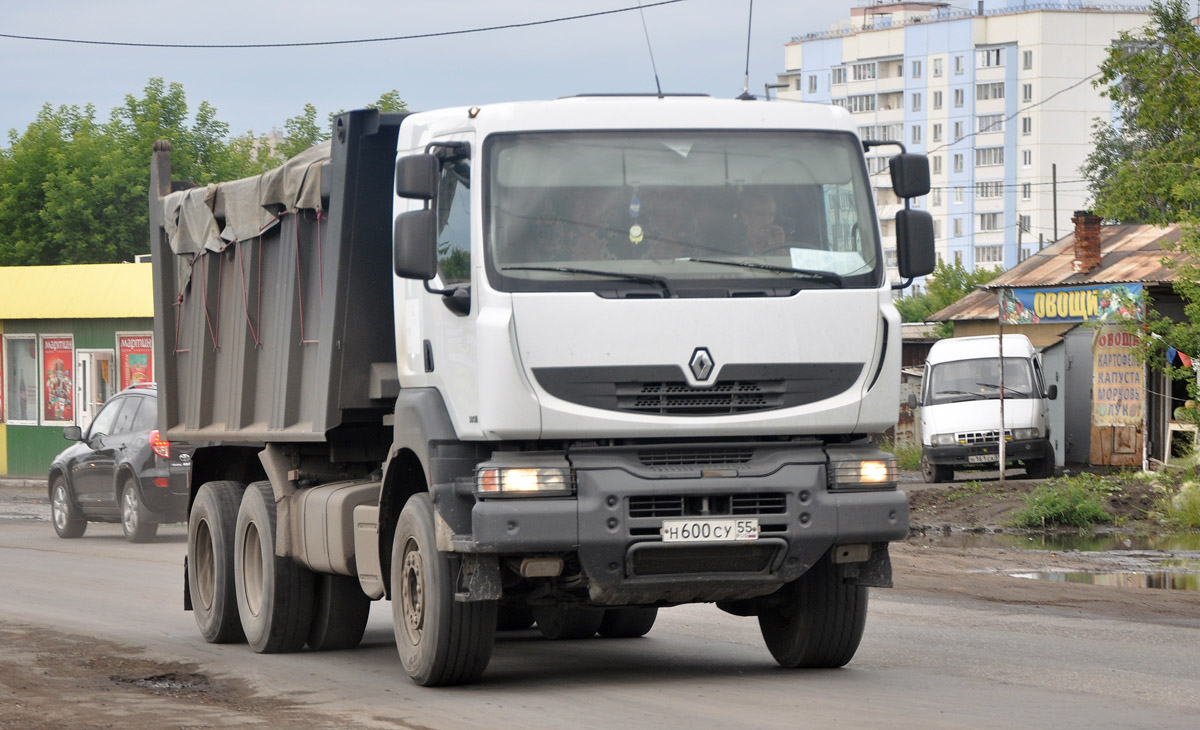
1011,427,1040,440
931,433,957,446
476,467,575,497
829,457,897,490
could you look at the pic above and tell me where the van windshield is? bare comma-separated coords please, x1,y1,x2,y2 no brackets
483,130,881,296
926,358,1037,405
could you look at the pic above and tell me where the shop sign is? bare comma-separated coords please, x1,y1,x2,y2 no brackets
999,283,1143,325
1093,325,1142,426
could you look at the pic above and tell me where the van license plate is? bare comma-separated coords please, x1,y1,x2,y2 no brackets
660,518,759,543
967,454,999,464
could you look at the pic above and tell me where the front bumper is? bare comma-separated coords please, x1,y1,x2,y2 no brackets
923,438,1048,468
459,444,908,604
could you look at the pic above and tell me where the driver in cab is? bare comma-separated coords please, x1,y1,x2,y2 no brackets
739,190,786,255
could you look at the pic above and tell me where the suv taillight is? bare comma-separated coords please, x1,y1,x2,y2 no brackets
150,430,171,459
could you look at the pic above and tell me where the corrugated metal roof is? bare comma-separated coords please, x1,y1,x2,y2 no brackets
0,263,153,319
929,223,1179,322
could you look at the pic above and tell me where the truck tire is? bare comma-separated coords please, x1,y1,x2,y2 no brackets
1025,443,1056,479
235,481,314,653
598,607,658,638
532,606,605,640
121,478,158,543
757,554,868,668
920,453,953,484
188,480,246,644
51,477,87,539
392,493,497,686
307,573,372,651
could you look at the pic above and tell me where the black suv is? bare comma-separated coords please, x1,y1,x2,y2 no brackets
48,383,192,542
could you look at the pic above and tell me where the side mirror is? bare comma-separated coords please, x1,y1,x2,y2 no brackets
889,153,930,198
895,209,936,279
907,393,919,410
394,209,438,280
1046,384,1058,401
63,426,82,441
395,154,438,200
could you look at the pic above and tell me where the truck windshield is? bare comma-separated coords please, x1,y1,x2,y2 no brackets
925,358,1038,405
483,130,881,295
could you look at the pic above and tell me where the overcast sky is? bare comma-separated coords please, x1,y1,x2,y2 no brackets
0,0,876,140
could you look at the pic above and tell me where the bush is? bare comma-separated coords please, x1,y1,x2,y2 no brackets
1156,479,1200,528
1012,475,1113,527
878,438,922,471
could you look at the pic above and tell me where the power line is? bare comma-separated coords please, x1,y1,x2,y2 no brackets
0,1,687,49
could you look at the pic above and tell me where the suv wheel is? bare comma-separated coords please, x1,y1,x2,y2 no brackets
51,478,87,539
121,478,158,543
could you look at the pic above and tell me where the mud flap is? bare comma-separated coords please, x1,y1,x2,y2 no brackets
837,543,893,587
454,553,502,601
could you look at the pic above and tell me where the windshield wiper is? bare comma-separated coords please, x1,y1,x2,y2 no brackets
682,258,843,287
938,389,987,400
501,265,672,298
976,382,1028,397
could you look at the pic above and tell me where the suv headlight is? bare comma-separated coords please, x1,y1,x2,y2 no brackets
931,433,957,446
829,457,897,491
1011,427,1040,440
476,467,575,497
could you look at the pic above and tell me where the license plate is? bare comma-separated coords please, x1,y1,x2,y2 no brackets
967,454,999,464
660,518,759,543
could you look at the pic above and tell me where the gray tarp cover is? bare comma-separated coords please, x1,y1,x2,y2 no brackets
160,141,331,256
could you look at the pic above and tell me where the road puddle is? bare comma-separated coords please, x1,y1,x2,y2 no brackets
930,531,1200,552
1012,569,1199,591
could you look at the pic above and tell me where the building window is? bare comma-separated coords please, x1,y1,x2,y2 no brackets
1022,116,1033,135
846,94,876,113
912,60,922,78
953,218,963,237
932,188,942,206
975,147,1004,167
954,88,964,107
975,181,1003,199
853,62,877,81
978,114,1004,133
954,249,963,263
808,75,817,93
1022,182,1032,199
1018,246,1030,262
933,219,942,239
1023,83,1033,102
884,248,898,267
954,55,964,74
976,82,1005,101
932,123,943,142
1019,214,1032,232
1022,149,1032,167
796,78,803,91
977,48,1003,68
1023,50,1033,70
912,125,922,144
833,67,847,85
4,335,39,424
979,212,1003,231
932,90,943,110
953,154,964,173
953,121,964,141
933,58,944,77
932,155,943,174
954,186,964,204
976,244,1003,263
912,92,921,111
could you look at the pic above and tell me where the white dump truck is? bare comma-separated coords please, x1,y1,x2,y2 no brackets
150,96,935,685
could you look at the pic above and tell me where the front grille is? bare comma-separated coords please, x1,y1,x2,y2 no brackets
957,429,1012,445
629,544,779,576
628,492,786,518
638,448,754,468
621,380,781,415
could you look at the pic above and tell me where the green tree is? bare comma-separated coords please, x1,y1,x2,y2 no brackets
895,260,1001,336
1083,0,1200,399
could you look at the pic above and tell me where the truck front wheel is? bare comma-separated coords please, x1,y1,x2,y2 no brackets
188,481,246,644
757,554,868,668
234,481,314,653
392,493,496,686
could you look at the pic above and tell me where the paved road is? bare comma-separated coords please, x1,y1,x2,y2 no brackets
1,512,1197,729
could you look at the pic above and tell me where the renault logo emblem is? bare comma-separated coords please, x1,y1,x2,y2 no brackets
689,347,715,381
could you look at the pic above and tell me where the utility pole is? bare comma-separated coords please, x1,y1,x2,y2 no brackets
1052,163,1059,241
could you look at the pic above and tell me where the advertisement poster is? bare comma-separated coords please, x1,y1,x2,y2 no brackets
0,338,4,423
999,283,1143,325
117,333,154,390
42,336,75,424
1092,325,1142,426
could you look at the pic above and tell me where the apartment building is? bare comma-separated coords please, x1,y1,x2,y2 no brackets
776,1,1149,287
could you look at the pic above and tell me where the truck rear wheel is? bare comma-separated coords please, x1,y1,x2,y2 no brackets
532,606,605,640
188,481,246,644
758,554,868,668
235,481,314,653
392,493,496,686
598,607,658,638
307,573,372,651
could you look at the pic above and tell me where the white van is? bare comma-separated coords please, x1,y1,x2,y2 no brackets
915,334,1057,483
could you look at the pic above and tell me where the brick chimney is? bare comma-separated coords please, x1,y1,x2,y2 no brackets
1071,210,1103,274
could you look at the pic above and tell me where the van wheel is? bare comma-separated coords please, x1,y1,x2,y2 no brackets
1025,443,1056,479
920,453,952,484
758,554,868,668
235,481,314,653
392,493,496,686
598,607,658,638
188,481,246,644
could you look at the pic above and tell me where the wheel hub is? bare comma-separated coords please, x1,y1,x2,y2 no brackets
52,486,68,531
400,539,425,642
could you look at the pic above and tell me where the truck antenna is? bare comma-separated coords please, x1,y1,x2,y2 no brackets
636,0,665,98
737,0,755,100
